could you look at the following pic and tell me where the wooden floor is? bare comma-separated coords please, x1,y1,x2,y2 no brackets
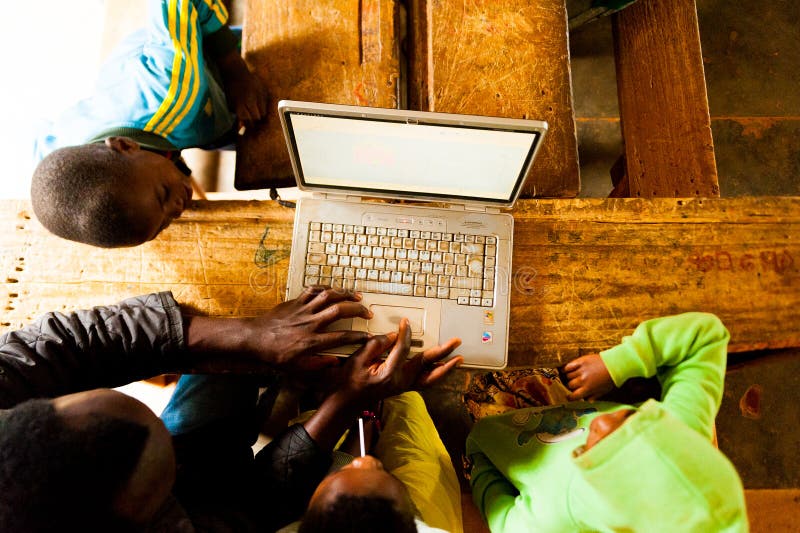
2,197,798,368
745,489,800,533
460,489,800,532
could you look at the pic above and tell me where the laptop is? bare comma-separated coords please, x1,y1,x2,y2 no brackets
279,100,547,369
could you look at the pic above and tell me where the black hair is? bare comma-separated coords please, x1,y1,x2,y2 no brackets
299,495,417,533
31,143,150,247
0,398,150,532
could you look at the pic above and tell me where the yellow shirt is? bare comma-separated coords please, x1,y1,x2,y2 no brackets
375,392,463,533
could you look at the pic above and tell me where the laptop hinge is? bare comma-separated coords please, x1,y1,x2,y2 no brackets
311,192,362,203
450,203,500,214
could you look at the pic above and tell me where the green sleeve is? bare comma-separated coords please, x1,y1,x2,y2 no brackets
466,447,520,531
599,312,730,439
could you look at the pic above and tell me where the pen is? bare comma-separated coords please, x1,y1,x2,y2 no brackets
358,417,366,457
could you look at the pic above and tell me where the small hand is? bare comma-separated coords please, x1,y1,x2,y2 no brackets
226,68,268,125
563,353,615,401
240,286,372,372
216,48,268,125
342,318,463,405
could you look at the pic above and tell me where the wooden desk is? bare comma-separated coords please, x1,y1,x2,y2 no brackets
2,198,798,367
236,0,580,198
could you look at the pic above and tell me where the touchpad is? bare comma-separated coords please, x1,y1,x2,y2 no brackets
327,318,353,331
368,305,425,337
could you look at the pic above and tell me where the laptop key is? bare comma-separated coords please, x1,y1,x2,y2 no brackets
354,280,413,296
307,253,326,265
307,221,498,302
453,277,482,290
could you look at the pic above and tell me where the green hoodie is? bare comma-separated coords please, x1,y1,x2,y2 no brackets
466,313,748,532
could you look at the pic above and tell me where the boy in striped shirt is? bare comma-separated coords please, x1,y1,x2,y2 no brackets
31,0,266,247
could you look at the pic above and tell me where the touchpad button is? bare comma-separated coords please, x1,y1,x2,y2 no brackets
367,305,425,337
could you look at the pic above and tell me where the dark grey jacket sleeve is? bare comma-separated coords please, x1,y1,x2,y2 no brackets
253,423,333,531
0,291,186,408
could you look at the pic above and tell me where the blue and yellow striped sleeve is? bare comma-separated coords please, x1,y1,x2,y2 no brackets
143,0,234,138
193,0,229,35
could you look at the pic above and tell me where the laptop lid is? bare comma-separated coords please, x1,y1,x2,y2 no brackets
278,100,547,209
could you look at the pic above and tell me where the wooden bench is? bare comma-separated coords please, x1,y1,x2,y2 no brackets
611,0,719,198
3,197,798,367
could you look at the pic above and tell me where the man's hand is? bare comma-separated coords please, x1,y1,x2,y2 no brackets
216,49,268,125
563,353,615,401
185,287,371,373
341,318,463,405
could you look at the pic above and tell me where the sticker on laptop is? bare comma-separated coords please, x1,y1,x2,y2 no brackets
483,310,495,325
481,331,493,344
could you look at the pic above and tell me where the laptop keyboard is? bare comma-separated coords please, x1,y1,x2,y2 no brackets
303,222,497,306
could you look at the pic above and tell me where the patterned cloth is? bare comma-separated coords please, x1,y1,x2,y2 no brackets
464,367,571,422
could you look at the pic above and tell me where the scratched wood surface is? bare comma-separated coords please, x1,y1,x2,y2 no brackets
235,0,400,190
2,198,798,367
612,0,719,197
406,0,580,199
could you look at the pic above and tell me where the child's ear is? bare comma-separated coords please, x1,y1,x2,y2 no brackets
104,136,140,154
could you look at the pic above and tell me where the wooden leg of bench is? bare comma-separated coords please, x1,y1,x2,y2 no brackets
612,0,719,197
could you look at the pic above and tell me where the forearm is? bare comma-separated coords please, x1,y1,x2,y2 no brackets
183,313,303,373
600,312,729,436
303,390,364,452
183,314,260,372
600,313,728,386
209,33,252,87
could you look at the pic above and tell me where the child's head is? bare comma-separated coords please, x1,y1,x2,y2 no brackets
573,400,747,531
31,137,193,248
300,455,417,533
0,389,176,531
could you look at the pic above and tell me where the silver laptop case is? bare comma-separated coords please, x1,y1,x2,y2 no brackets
279,100,547,369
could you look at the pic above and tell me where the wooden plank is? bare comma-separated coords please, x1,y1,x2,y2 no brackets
745,490,800,533
612,0,719,197
235,0,400,190
406,0,580,199
2,198,799,367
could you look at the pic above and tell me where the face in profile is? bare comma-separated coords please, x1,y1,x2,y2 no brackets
105,136,193,243
308,455,415,516
584,408,636,451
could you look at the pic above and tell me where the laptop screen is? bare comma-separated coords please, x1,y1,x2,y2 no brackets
284,110,542,204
